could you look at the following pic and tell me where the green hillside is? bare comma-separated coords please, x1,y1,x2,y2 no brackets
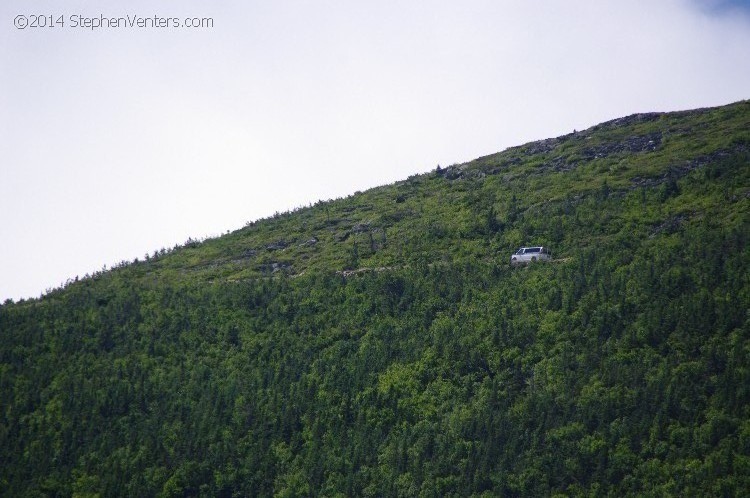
1,101,749,497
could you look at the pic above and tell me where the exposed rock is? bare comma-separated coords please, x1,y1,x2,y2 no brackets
521,137,563,156
533,133,663,175
582,133,662,160
259,261,291,273
459,157,522,178
266,240,289,251
444,165,463,180
336,266,395,277
595,112,663,130
631,145,747,189
442,164,488,181
537,155,577,173
299,237,318,247
271,262,290,273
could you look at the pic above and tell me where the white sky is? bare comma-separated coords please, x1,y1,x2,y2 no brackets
1,0,749,302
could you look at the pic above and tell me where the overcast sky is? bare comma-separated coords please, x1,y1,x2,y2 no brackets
1,0,749,302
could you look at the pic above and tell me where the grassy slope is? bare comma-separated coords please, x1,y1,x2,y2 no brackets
1,100,749,497
87,100,747,287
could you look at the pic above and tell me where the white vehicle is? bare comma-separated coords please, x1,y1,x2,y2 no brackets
510,246,552,265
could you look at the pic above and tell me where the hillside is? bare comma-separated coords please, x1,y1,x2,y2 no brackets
1,100,749,496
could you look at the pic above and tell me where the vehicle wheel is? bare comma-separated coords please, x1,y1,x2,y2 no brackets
511,257,517,265
531,256,537,262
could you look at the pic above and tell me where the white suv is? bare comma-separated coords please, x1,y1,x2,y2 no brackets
510,246,552,265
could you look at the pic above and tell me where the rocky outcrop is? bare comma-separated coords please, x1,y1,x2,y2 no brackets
594,112,663,130
533,133,663,174
299,237,318,247
581,132,662,160
266,240,289,251
259,261,291,273
631,145,747,188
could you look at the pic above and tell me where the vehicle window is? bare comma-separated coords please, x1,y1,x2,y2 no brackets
529,248,540,253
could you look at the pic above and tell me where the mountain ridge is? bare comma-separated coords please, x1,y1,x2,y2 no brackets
11,100,742,303
5,100,747,305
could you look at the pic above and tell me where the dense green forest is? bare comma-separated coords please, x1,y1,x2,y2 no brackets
1,101,749,497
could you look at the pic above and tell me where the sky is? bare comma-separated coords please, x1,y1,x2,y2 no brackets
1,0,749,302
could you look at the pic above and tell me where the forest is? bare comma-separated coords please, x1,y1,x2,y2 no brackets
1,101,749,496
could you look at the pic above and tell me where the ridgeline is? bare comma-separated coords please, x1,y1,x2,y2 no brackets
1,101,749,496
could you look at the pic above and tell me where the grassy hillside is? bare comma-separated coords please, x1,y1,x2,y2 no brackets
1,100,749,496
